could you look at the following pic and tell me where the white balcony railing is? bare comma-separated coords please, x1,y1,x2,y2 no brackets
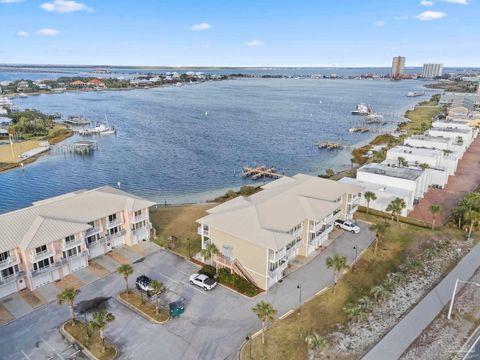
133,213,148,223
31,261,62,277
86,227,101,237
63,238,83,250
0,271,25,285
197,226,209,237
107,217,123,228
269,247,287,263
0,255,19,268
269,260,288,279
106,229,126,241
61,250,88,265
87,237,106,248
31,248,55,261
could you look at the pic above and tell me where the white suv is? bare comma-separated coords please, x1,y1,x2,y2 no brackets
189,273,217,291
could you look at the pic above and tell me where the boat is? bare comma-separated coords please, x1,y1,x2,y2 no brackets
79,123,116,136
349,127,369,133
17,93,28,98
65,116,89,126
407,91,425,97
352,103,373,115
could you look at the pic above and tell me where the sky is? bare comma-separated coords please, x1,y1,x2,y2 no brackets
0,0,478,67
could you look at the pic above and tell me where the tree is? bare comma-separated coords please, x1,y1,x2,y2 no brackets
325,168,335,178
305,332,327,358
325,254,349,294
364,191,377,214
200,243,220,266
251,301,277,345
465,210,480,237
370,222,389,255
150,280,163,314
90,310,115,350
419,163,430,171
428,204,442,230
57,288,80,323
386,197,406,223
343,303,364,323
397,156,406,167
116,264,134,293
456,136,464,145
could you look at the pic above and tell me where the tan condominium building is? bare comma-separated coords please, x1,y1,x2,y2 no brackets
0,186,155,299
197,174,363,291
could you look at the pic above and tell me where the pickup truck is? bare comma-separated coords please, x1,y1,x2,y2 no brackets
334,219,360,234
135,275,154,293
189,273,217,291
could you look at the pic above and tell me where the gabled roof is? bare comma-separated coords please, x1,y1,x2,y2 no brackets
198,174,362,250
0,186,155,253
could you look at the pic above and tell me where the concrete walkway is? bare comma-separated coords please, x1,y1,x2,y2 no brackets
363,243,480,360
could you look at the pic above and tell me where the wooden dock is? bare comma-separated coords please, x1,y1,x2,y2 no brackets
242,165,282,180
318,141,344,150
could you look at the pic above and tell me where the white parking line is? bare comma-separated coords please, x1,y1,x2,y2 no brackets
156,270,206,296
173,267,191,276
40,337,65,360
20,350,32,360
462,334,480,360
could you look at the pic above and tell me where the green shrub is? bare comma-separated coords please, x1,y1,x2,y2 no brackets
217,268,231,283
239,186,258,196
231,274,257,297
199,265,216,278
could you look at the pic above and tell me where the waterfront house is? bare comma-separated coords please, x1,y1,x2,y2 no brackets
0,186,154,299
70,80,86,87
196,174,363,291
426,127,474,151
87,79,105,87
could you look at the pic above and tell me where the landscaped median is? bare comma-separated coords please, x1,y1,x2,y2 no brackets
61,320,118,360
117,291,170,324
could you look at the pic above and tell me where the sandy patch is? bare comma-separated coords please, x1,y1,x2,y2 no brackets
54,274,85,290
107,251,129,265
18,289,46,308
0,303,14,326
88,262,110,278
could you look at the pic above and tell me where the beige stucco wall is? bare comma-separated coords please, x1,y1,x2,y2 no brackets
209,227,269,290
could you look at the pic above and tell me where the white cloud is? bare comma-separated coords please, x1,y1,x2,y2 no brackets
394,16,409,20
189,22,211,31
245,40,264,47
0,0,23,3
40,0,92,13
17,30,30,37
37,28,60,36
415,10,447,20
373,20,385,26
439,0,468,4
420,0,434,5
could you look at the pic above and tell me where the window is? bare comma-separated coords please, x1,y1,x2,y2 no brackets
134,210,142,217
132,220,145,231
1,265,18,278
109,226,120,235
0,251,9,262
87,234,99,244
63,246,81,259
33,257,53,271
88,221,95,228
221,245,233,260
65,234,75,245
35,245,47,255
108,213,117,222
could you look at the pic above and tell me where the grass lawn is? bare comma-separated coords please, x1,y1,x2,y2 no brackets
401,96,444,137
150,204,215,258
241,214,465,360
119,291,169,322
64,320,117,360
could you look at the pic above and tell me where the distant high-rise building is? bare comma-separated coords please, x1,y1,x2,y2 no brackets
422,63,444,79
391,56,406,79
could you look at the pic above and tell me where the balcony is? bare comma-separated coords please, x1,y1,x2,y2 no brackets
133,213,148,223
31,262,62,277
31,248,55,261
107,217,123,228
269,247,287,263
87,236,106,248
86,226,101,237
106,229,127,241
215,254,233,268
269,260,288,279
63,238,83,250
0,255,19,269
309,225,333,245
0,271,25,285
197,226,209,237
286,240,302,258
61,250,88,265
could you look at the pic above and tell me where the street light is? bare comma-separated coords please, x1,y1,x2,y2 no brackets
245,335,252,360
352,245,358,272
447,278,480,319
297,284,302,315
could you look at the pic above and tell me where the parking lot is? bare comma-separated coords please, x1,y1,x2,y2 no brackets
1,223,375,360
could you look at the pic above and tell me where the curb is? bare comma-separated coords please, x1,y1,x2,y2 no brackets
116,294,170,325
216,282,264,300
59,320,119,360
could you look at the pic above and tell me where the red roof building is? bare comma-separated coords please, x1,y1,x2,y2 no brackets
70,80,86,86
87,79,105,86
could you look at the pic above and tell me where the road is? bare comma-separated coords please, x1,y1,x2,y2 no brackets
1,223,374,360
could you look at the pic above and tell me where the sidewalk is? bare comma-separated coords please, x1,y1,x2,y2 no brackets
363,243,480,360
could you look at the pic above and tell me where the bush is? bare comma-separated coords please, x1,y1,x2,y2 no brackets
217,268,231,283
231,274,257,297
239,186,258,196
199,265,216,278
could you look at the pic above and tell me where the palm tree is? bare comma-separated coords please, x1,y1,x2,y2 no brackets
150,280,163,314
325,254,349,294
397,156,406,167
386,197,406,223
370,222,389,255
428,204,442,230
90,310,115,350
343,303,364,323
57,288,80,324
358,296,374,313
370,285,388,302
304,332,327,358
116,264,134,293
251,301,277,345
465,210,480,237
419,163,430,171
364,191,377,214
200,243,220,266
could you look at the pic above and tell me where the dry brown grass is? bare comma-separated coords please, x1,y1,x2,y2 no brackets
88,262,110,278
107,251,129,265
150,204,215,258
64,320,117,360
241,216,465,360
0,303,14,325
0,140,43,163
54,274,85,290
119,291,169,322
18,289,46,308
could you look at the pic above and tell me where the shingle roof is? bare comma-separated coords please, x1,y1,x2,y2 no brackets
197,174,362,250
0,186,155,253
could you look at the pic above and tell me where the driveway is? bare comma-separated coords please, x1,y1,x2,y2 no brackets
1,223,375,360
